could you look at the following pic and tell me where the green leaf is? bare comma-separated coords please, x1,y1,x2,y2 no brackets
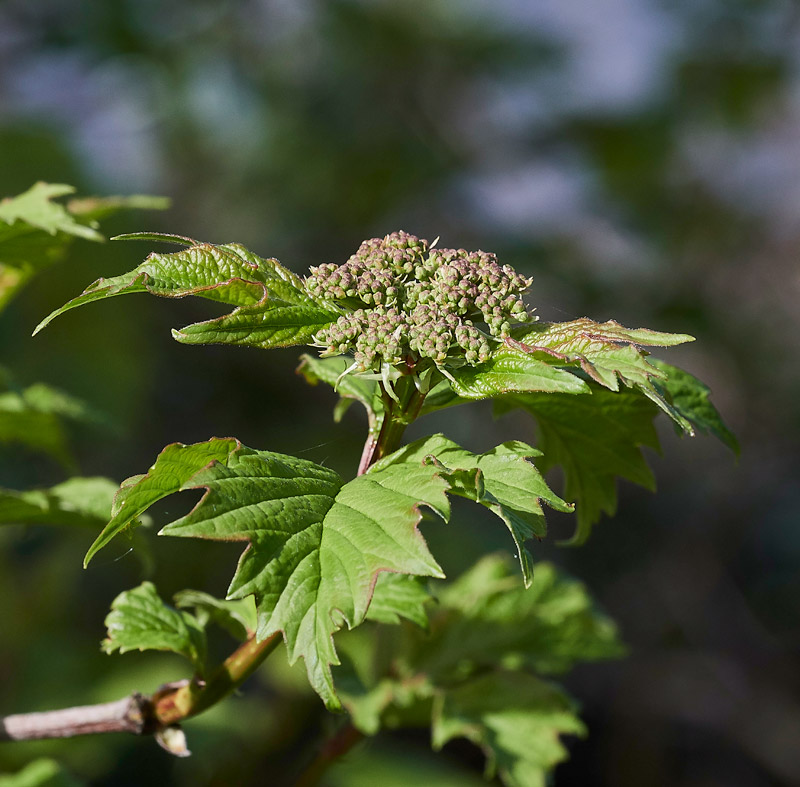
514,318,695,430
431,671,585,787
335,642,434,736
160,444,449,709
0,184,167,310
33,240,330,342
0,182,102,241
172,301,339,350
499,384,662,544
103,582,207,675
111,232,199,245
0,377,106,466
91,437,450,708
448,345,590,400
0,477,117,529
0,758,85,787
64,194,170,223
652,360,739,455
173,589,257,642
419,556,624,677
374,435,573,587
83,438,240,566
335,555,622,781
90,434,584,708
366,573,432,628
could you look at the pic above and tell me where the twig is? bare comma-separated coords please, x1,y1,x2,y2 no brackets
1,695,149,741
0,631,282,746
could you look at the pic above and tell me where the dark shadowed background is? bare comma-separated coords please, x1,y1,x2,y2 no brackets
1,1,798,785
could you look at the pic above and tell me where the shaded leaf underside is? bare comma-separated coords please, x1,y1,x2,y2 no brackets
500,385,662,544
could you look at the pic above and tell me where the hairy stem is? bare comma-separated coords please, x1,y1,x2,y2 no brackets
358,376,427,475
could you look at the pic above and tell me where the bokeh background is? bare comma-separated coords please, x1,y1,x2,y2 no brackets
1,1,799,785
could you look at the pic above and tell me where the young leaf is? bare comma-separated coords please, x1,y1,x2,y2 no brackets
171,301,339,350
103,582,207,676
173,589,257,642
88,437,451,708
651,360,739,455
513,318,695,430
498,385,661,544
0,477,117,529
448,345,590,400
373,435,573,587
90,432,575,707
335,555,622,782
431,671,585,787
34,244,267,335
159,446,449,710
33,240,332,344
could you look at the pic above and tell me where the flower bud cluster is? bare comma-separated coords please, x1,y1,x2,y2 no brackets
307,232,533,372
306,231,427,307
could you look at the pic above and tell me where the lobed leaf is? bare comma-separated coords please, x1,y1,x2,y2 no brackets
0,184,166,311
87,437,450,708
375,435,572,587
513,318,695,430
83,438,240,566
160,444,448,709
335,555,622,785
652,360,739,455
88,434,573,708
416,556,625,677
498,385,661,544
103,582,207,675
431,672,584,787
0,182,102,242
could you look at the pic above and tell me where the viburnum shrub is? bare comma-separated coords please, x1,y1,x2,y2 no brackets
1,193,736,785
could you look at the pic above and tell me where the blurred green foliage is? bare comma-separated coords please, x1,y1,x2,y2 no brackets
0,0,798,785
